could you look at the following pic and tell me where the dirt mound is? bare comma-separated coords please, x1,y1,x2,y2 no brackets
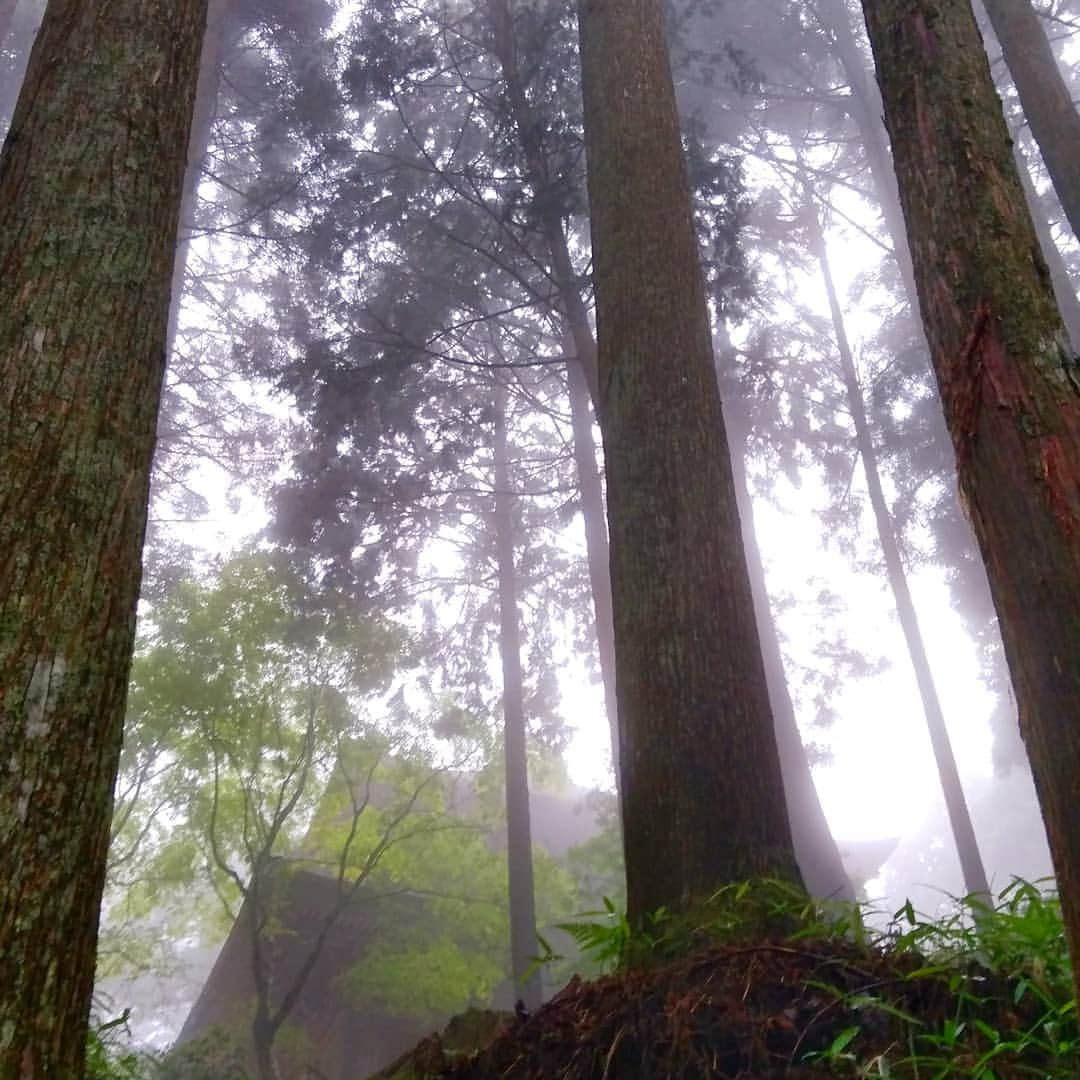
372,934,1073,1078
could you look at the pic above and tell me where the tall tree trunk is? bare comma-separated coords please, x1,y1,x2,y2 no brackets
493,386,542,1011
487,0,599,404
861,0,1080,1001
565,346,621,786
0,0,208,1072
486,0,620,783
816,0,921,311
722,387,853,901
165,0,233,365
981,0,1080,242
252,1019,275,1080
819,0,1024,771
577,0,801,926
1014,140,1080,352
807,201,991,903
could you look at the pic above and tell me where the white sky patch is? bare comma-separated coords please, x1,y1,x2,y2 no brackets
24,654,67,739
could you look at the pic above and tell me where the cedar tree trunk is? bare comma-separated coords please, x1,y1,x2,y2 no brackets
577,0,801,926
807,199,991,903
488,0,599,403
982,0,1080,242
487,0,621,785
565,347,621,787
165,0,233,362
723,387,853,902
493,386,542,1010
861,0,1080,1000
1014,140,1080,352
0,0,208,1072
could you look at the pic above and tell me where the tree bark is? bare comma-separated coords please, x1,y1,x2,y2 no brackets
493,386,542,1011
722,386,853,902
982,0,1080,243
248,873,279,1080
807,200,991,904
0,0,208,1073
577,0,801,926
861,0,1080,1000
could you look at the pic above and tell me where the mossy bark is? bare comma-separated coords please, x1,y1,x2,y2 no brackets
577,0,801,927
0,0,208,1073
861,0,1080,1002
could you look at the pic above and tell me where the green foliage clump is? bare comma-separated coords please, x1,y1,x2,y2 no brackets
877,879,1077,1078
559,876,824,971
85,1014,251,1080
153,1027,250,1079
552,877,1077,1077
85,1012,148,1080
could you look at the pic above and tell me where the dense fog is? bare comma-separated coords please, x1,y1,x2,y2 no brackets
0,0,1077,1076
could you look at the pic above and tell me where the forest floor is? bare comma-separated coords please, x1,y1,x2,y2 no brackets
370,928,1075,1078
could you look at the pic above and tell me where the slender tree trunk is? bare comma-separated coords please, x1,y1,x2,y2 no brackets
564,345,620,786
861,0,1080,1000
246,871,279,1080
252,1011,276,1080
1014,140,1080,352
725,407,853,901
721,383,853,902
0,0,208,1072
493,385,542,1011
816,0,921,311
486,0,619,782
808,202,991,903
487,0,599,404
820,0,1025,770
981,0,1080,242
165,0,233,365
578,0,801,926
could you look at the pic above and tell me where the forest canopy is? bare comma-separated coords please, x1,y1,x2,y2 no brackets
0,0,1078,1077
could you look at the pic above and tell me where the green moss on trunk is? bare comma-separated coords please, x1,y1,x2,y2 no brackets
577,0,801,927
861,0,1080,1007
0,1,208,1073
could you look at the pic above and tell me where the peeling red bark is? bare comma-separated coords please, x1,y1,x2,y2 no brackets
862,0,1080,1004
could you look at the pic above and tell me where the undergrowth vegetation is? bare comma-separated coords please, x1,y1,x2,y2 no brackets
92,878,1076,1078
541,876,1077,1077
